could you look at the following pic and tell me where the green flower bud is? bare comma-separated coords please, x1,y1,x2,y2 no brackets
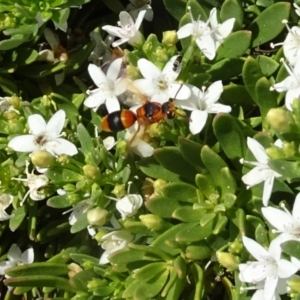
283,141,297,157
94,229,109,243
57,154,69,164
153,179,167,193
0,13,16,30
185,242,212,260
162,30,178,45
8,119,23,134
83,164,99,178
216,251,239,271
87,208,108,226
288,277,300,293
82,259,97,270
31,150,55,168
116,140,128,155
139,214,164,231
266,108,295,132
155,47,169,63
9,95,21,107
112,184,126,198
266,146,284,159
148,123,164,137
71,291,89,300
41,95,52,107
5,111,18,120
229,240,243,255
126,65,140,79
87,278,106,292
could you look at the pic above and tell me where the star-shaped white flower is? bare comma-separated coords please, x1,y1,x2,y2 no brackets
127,0,153,21
99,230,133,264
132,55,191,104
271,20,300,66
8,110,78,157
177,7,234,60
0,244,34,277
84,59,129,113
239,236,298,300
12,161,49,206
0,193,13,221
175,81,231,134
102,10,146,47
240,137,282,206
262,192,300,241
270,58,300,111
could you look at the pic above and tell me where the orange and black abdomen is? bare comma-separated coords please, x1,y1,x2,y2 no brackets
101,110,136,132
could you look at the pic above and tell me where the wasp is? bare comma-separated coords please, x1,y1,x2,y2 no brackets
101,101,176,132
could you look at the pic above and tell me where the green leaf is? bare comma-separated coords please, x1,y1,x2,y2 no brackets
70,253,101,265
281,240,300,259
145,195,182,218
161,182,198,203
109,249,145,265
172,206,206,222
242,56,264,102
221,0,244,29
190,263,205,299
11,47,38,66
154,147,198,182
248,2,291,47
133,262,167,281
163,0,187,21
0,35,29,51
47,194,71,209
256,55,279,76
213,113,246,168
5,263,69,277
51,8,70,25
221,84,255,107
0,75,18,95
5,275,79,293
46,168,83,183
216,31,251,60
187,0,207,20
195,174,216,197
176,221,214,242
185,241,212,260
138,156,182,182
70,212,89,234
9,206,27,232
69,270,96,291
77,123,97,164
268,159,300,180
209,58,244,81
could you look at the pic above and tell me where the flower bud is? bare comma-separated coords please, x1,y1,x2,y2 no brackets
266,146,284,159
162,30,178,45
148,123,164,137
57,154,69,164
31,150,55,168
185,242,212,260
0,13,16,30
5,111,18,120
153,179,167,193
8,119,23,134
116,140,128,155
9,95,21,107
87,208,108,226
83,164,99,178
87,278,106,292
229,240,243,254
139,214,164,231
125,65,140,79
216,251,239,271
266,108,295,132
112,184,126,198
155,47,169,63
288,276,300,293
68,263,82,278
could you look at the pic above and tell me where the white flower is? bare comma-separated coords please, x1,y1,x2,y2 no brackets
295,3,300,17
175,81,231,134
116,194,143,220
262,193,300,241
126,0,153,21
0,193,13,221
132,55,191,104
271,20,300,66
103,136,117,151
84,60,129,113
0,97,19,114
125,123,154,157
239,236,298,300
12,161,49,206
240,137,282,206
177,7,234,60
66,198,92,226
0,244,34,277
8,110,78,157
102,10,146,47
270,58,300,111
99,230,133,264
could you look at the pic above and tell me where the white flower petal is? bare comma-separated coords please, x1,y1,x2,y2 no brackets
88,64,108,87
214,18,235,40
119,11,134,28
46,138,78,156
207,103,231,113
105,96,121,113
103,136,116,150
196,34,216,60
8,135,37,152
0,261,15,275
238,262,267,282
21,248,34,264
285,88,300,111
134,10,146,30
115,77,131,96
168,83,191,100
131,138,154,157
189,110,208,134
177,23,194,39
277,259,298,278
262,207,293,232
272,76,297,93
264,276,278,300
262,173,275,206
107,58,123,81
84,91,106,108
46,110,65,137
102,25,126,39
7,244,22,261
151,92,169,104
99,251,110,264
247,137,269,164
112,38,130,47
204,80,223,104
0,210,12,221
28,114,47,136
242,236,269,261
132,79,157,97
138,58,161,80
241,166,270,187
293,192,300,220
